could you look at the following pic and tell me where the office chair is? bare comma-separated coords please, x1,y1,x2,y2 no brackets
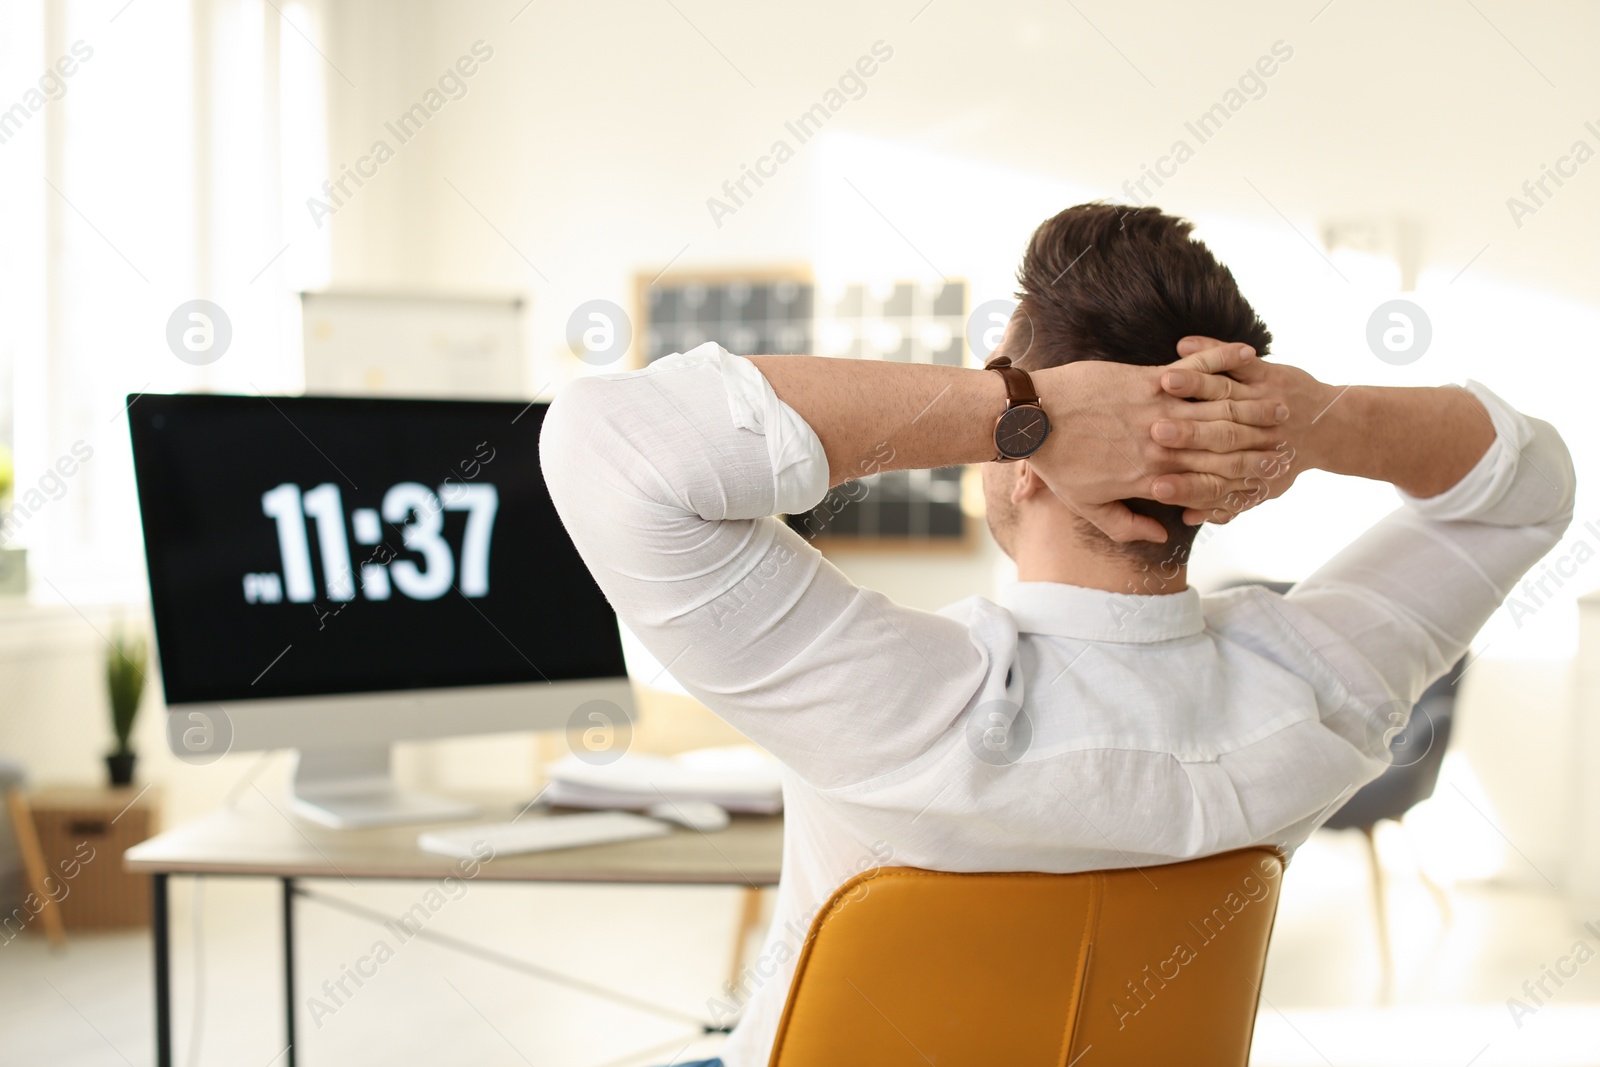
1321,659,1465,1000
768,847,1285,1067
1227,579,1466,1001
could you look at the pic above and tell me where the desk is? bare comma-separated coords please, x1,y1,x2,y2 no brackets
125,793,784,1067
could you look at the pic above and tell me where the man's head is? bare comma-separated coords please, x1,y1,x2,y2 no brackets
984,203,1272,571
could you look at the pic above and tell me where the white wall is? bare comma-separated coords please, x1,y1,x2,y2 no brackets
312,0,1600,337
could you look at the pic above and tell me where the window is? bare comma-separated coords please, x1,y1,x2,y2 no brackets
0,0,329,605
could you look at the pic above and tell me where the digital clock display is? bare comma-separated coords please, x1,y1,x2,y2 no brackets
128,393,626,705
249,478,499,605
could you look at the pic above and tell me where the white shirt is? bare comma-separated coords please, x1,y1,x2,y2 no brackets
539,343,1575,1066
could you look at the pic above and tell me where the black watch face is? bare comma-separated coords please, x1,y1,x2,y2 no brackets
996,404,1050,459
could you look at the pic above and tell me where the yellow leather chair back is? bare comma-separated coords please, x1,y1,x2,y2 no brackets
768,847,1284,1067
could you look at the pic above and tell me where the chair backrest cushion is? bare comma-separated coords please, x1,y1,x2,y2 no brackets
768,847,1284,1067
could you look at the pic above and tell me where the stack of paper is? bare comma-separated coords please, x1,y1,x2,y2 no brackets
543,745,783,814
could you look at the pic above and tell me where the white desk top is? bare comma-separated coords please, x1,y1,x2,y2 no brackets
125,790,782,886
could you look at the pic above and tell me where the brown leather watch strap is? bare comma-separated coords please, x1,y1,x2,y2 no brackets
984,355,1040,406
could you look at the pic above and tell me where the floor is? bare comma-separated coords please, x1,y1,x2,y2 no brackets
3,826,1599,1067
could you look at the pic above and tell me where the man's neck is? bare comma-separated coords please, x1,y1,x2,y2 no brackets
1013,540,1189,595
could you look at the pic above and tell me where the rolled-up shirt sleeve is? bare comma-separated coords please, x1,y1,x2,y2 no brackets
539,344,987,788
1273,381,1576,757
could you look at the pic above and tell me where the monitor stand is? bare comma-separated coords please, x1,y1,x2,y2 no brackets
289,748,480,830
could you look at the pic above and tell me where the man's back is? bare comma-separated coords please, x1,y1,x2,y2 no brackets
811,585,1358,865
714,580,1365,1058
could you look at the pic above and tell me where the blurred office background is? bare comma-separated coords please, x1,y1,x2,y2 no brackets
2,1,1599,1064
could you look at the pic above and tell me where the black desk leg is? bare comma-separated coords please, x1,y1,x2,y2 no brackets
152,873,172,1067
283,876,297,1067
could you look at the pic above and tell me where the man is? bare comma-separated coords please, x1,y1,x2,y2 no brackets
540,204,1574,1066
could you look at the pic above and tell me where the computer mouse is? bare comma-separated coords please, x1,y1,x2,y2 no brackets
646,799,730,832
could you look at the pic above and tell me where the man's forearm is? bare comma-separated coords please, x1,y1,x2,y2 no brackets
1306,385,1496,498
747,356,1003,485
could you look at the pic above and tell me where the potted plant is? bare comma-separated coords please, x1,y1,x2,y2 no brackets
106,625,148,786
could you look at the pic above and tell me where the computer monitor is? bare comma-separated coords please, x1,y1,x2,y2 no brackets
128,392,633,828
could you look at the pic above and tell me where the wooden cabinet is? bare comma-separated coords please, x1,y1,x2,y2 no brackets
27,785,160,930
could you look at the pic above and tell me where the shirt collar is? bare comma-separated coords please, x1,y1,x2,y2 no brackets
999,581,1205,644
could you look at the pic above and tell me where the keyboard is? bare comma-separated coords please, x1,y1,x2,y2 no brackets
417,812,670,859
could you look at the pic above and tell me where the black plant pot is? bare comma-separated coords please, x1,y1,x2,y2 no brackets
106,751,137,787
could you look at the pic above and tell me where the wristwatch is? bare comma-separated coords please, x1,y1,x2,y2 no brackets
984,355,1051,461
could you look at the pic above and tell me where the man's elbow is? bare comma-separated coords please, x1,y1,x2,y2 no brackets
1532,418,1578,532
1483,416,1578,536
538,376,615,510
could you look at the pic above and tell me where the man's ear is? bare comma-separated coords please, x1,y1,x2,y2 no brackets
1009,461,1049,504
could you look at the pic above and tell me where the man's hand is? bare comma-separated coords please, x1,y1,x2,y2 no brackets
1028,342,1297,543
1162,335,1499,506
750,344,1304,546
1152,336,1335,526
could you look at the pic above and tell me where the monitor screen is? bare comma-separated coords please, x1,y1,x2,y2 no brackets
128,393,627,706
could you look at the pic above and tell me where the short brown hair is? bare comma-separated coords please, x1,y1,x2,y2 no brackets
1009,203,1272,565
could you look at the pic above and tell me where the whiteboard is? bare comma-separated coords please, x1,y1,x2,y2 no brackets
300,291,525,399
